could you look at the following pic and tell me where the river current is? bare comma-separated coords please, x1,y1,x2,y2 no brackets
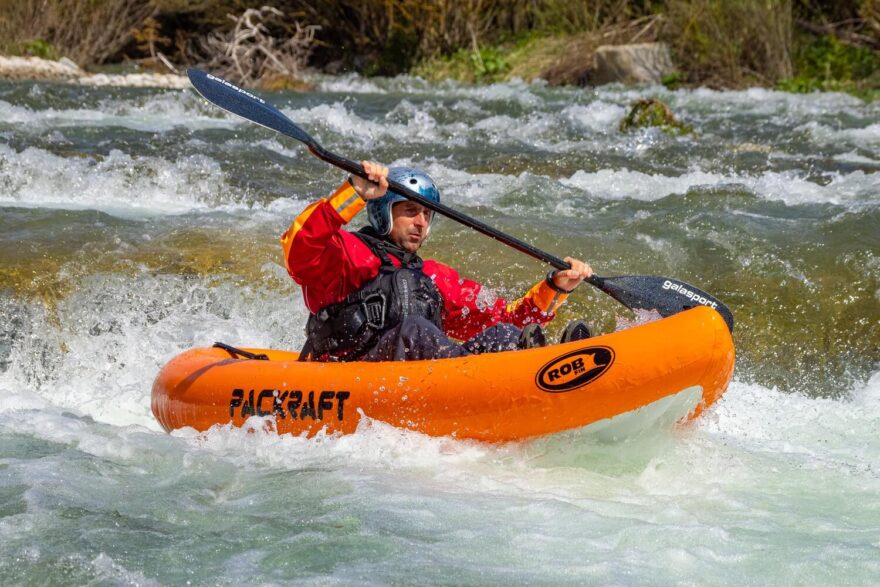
0,76,878,585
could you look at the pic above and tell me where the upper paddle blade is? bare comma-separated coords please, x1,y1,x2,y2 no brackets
591,275,735,332
186,69,317,147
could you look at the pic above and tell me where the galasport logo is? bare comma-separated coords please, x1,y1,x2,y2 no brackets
536,347,615,393
662,280,718,309
206,73,266,104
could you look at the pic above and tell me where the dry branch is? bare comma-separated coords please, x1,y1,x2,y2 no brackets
195,6,319,88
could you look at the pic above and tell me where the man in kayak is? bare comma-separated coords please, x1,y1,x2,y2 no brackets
282,161,594,361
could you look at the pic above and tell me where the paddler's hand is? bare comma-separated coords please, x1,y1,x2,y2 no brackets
351,161,389,201
551,257,592,292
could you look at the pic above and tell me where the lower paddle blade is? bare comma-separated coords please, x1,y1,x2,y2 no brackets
592,275,735,333
186,69,317,147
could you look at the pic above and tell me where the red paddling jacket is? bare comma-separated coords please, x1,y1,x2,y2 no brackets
281,180,570,344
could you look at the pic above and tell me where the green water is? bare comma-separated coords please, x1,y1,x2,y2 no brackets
0,77,878,584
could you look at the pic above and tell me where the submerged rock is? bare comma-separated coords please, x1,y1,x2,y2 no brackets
619,98,693,135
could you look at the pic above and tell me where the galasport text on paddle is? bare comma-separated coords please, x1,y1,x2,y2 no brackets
187,69,734,333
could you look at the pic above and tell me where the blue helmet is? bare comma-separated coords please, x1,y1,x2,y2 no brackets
366,167,440,235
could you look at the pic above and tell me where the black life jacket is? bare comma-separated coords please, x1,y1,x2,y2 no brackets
300,228,444,361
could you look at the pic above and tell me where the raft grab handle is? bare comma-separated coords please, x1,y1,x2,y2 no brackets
213,342,269,361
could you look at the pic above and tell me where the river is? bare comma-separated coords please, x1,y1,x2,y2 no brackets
1,75,878,584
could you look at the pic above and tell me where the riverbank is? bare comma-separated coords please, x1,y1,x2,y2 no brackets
2,2,877,97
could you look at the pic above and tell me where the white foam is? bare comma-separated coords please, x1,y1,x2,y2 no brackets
253,138,302,159
684,86,867,116
615,308,664,331
448,99,488,116
451,79,543,107
562,102,627,133
0,405,148,460
317,73,386,94
561,167,880,207
833,150,880,164
384,159,875,212
91,553,163,587
635,233,672,252
1,75,878,585
284,102,441,147
0,93,238,133
0,144,240,217
416,161,529,208
798,121,880,151
177,413,493,473
473,112,559,143
696,374,880,478
854,370,880,412
393,163,729,213
317,74,546,107
0,274,309,429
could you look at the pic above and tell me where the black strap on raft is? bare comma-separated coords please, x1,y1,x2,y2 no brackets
213,342,269,361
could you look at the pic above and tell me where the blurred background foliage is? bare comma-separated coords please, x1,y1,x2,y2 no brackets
0,0,876,94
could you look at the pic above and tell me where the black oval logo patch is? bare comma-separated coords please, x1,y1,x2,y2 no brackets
536,346,615,393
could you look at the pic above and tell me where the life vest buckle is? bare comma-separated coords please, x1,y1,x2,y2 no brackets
361,292,386,329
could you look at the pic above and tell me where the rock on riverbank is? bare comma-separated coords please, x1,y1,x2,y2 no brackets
0,56,188,89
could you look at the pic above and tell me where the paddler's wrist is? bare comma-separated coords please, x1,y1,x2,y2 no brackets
347,176,364,201
349,176,381,203
546,270,576,294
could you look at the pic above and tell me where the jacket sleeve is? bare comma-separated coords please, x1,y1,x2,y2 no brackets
428,261,570,341
280,180,370,312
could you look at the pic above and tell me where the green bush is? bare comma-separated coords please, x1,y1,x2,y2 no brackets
777,34,879,97
472,47,510,81
22,39,60,60
797,35,877,82
661,71,683,89
413,45,511,83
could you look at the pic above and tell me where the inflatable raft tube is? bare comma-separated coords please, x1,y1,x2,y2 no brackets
152,306,734,442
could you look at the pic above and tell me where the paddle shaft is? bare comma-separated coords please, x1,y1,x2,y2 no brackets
185,68,734,331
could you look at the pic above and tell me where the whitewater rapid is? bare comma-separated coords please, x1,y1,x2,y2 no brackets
1,75,877,584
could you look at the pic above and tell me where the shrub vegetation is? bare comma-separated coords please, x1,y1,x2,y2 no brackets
0,0,876,96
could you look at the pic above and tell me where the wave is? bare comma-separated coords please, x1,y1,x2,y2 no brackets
0,272,307,429
0,144,240,217
400,160,880,211
0,92,237,133
798,121,880,152
560,167,880,207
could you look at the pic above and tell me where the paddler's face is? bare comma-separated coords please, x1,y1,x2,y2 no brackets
389,201,433,252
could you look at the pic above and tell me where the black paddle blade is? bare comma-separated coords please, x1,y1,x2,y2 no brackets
186,69,317,147
590,275,735,333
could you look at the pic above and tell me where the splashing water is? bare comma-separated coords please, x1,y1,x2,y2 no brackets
0,76,878,584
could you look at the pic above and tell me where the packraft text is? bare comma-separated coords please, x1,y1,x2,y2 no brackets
229,389,350,421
